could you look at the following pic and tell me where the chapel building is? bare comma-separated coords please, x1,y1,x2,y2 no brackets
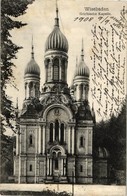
14,6,108,184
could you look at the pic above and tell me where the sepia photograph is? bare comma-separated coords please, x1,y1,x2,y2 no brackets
0,0,126,195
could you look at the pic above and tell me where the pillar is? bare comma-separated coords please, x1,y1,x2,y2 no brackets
38,126,41,154
43,125,45,154
68,127,71,153
51,65,53,81
24,126,26,153
47,158,49,175
64,159,66,175
35,155,37,183
59,61,62,80
53,124,55,141
72,127,74,154
33,83,36,97
25,83,27,99
18,133,21,183
16,134,19,155
50,158,52,176
61,158,63,176
59,126,61,142
86,130,88,154
64,128,66,142
46,67,48,82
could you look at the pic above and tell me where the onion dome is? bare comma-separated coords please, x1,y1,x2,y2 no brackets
24,42,40,76
74,40,90,77
45,5,68,53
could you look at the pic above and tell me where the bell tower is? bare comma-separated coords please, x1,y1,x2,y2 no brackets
42,4,69,94
24,38,40,99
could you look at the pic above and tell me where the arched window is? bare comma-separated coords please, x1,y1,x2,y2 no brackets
30,164,32,171
53,58,59,81
61,123,64,143
80,136,84,147
29,135,33,145
29,82,34,97
47,63,51,81
55,120,59,141
80,165,83,172
50,123,53,142
61,59,66,80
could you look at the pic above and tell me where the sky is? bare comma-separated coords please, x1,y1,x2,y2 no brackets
6,0,126,135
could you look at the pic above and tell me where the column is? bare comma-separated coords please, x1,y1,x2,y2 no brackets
51,59,54,80
33,83,35,97
64,127,66,142
86,130,88,154
50,159,52,175
61,159,63,176
59,126,61,142
68,127,70,153
65,63,67,82
27,83,29,99
25,83,27,99
46,67,48,82
59,64,62,80
16,134,19,155
24,126,26,153
35,127,38,154
53,124,55,141
18,133,21,183
72,127,74,155
43,125,45,154
35,127,38,183
35,155,37,183
86,159,88,183
47,158,49,175
49,158,50,175
24,157,26,177
64,159,66,175
38,126,41,154
14,158,15,175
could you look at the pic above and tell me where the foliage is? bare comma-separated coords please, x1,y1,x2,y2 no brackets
1,0,35,132
0,190,71,196
1,0,35,182
1,134,15,182
94,99,126,183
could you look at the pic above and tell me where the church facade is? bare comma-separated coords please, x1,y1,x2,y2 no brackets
14,6,108,184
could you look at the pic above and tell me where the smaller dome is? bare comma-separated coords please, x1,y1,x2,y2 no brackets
74,60,90,77
24,58,40,76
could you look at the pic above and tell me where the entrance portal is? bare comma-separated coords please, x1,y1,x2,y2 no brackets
50,145,66,182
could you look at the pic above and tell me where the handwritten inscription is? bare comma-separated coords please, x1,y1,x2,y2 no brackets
90,6,126,119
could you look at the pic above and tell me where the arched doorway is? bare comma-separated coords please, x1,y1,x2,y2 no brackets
50,145,66,181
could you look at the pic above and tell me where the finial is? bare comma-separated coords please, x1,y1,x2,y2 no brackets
81,38,84,61
55,0,59,27
31,35,34,59
76,56,78,67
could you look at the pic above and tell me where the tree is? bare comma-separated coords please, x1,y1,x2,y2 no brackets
1,0,35,182
1,0,35,132
94,98,126,184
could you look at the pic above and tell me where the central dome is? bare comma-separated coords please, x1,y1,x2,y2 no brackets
45,6,68,53
45,26,68,53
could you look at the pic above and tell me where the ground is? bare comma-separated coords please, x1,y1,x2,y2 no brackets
0,184,126,196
